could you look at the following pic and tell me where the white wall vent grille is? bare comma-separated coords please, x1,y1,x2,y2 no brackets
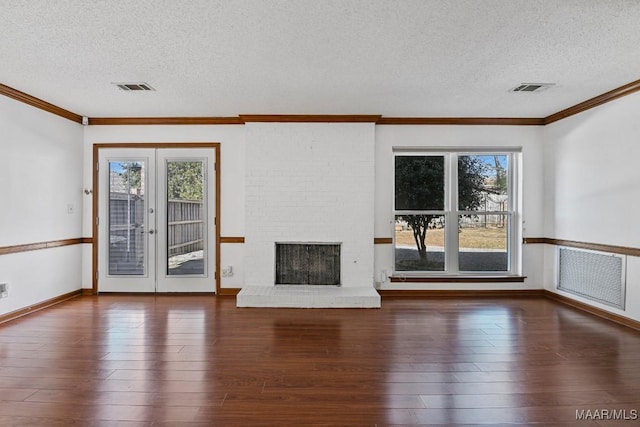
557,247,626,309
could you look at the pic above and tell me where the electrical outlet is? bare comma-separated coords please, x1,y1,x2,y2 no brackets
379,269,388,283
221,266,234,277
0,283,8,298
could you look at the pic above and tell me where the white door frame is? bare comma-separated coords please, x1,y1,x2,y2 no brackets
92,143,221,294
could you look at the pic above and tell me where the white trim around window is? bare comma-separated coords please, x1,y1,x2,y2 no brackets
393,148,522,277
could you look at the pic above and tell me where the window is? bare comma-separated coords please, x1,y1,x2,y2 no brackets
394,150,519,275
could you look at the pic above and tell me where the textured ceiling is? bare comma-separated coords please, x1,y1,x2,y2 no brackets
1,0,640,118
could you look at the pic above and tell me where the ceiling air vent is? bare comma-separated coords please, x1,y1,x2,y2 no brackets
112,82,155,91
510,83,554,93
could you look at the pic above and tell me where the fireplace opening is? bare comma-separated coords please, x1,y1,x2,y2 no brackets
275,243,341,285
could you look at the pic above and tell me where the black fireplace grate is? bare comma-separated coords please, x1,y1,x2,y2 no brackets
276,243,340,285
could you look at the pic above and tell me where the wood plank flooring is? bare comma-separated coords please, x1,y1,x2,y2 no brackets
0,295,639,426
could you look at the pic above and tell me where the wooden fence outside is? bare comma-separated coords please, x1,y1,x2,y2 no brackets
109,194,203,261
167,199,203,257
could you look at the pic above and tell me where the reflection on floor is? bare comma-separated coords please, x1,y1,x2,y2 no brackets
1,295,639,425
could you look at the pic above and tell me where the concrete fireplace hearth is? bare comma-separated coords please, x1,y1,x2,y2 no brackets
236,285,381,308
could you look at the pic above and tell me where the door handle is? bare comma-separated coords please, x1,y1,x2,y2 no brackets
148,229,155,235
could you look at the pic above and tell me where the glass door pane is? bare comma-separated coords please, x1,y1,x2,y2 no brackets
166,160,205,276
155,148,215,293
108,160,147,276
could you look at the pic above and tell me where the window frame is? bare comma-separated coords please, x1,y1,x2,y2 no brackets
393,148,521,277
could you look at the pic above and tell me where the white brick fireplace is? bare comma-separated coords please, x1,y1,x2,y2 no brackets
236,122,381,308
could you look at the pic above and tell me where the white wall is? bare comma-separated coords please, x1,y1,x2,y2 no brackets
543,93,640,322
244,123,376,288
3,85,639,321
4,91,637,323
0,96,84,316
374,125,545,290
82,125,246,289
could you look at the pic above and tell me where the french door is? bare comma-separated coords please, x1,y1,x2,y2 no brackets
98,148,216,293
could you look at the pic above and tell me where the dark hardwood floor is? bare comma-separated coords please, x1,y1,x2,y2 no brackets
0,295,639,426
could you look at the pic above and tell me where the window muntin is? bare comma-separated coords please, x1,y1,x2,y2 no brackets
393,151,518,275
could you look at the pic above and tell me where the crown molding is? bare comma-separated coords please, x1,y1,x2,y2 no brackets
239,114,382,123
3,78,640,126
544,78,640,124
377,117,545,126
0,83,83,123
88,117,244,125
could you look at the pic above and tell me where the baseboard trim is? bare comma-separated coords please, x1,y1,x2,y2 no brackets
218,288,242,296
389,276,526,283
543,290,640,331
379,289,544,297
0,289,82,325
96,292,218,296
